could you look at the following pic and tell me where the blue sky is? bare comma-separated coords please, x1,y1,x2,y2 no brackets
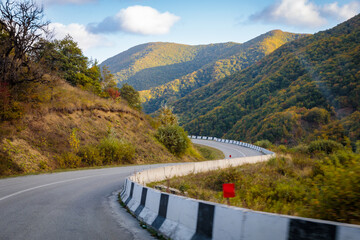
39,0,360,63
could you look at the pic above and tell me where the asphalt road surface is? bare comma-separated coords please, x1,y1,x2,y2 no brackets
191,139,262,158
0,140,262,240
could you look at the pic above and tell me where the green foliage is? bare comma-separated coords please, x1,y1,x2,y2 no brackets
138,31,305,113
69,128,80,153
78,145,102,166
155,125,190,156
56,152,82,168
193,143,225,160
119,83,142,110
98,135,135,165
303,107,330,124
175,14,360,146
157,104,178,126
0,100,24,121
101,65,117,93
38,35,102,94
310,152,360,222
204,167,241,191
308,139,344,154
254,140,273,149
0,151,22,175
158,142,360,224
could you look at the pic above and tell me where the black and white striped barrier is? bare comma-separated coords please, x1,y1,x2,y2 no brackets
189,135,275,155
121,179,360,240
121,138,359,240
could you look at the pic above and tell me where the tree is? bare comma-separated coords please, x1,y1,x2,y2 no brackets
107,88,120,101
0,0,50,85
157,104,178,126
36,35,102,94
101,65,117,90
119,83,142,110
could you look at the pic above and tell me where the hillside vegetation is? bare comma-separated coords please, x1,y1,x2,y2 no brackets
0,78,205,176
0,1,200,176
101,42,242,91
152,140,360,224
174,14,360,148
100,31,305,113
141,30,306,113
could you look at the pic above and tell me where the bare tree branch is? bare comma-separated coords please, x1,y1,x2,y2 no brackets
0,0,50,85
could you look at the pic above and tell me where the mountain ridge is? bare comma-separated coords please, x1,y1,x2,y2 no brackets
140,30,308,113
101,30,307,113
173,14,360,146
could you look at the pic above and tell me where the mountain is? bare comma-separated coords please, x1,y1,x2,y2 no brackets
173,14,360,146
100,30,306,113
140,30,307,113
101,42,242,91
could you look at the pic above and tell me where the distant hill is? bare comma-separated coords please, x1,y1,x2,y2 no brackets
101,42,242,91
173,14,360,146
140,30,307,113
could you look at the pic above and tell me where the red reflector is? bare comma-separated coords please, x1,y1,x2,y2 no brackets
223,183,235,198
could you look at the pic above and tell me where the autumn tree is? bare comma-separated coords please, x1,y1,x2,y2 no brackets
0,0,50,86
107,88,120,101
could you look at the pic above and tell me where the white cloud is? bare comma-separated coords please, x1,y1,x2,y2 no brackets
250,0,326,28
322,2,360,21
49,23,111,50
87,5,180,35
249,0,360,28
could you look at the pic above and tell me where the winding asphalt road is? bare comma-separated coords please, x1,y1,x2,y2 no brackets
0,140,262,240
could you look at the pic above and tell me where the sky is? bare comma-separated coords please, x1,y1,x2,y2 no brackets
38,0,360,63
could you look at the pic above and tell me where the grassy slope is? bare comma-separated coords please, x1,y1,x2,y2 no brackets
174,14,360,146
140,30,307,113
0,78,199,176
193,143,225,160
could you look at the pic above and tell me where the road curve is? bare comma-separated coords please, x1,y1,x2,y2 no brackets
0,140,260,240
192,139,263,158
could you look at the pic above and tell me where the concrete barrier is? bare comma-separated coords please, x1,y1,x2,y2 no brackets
120,138,360,240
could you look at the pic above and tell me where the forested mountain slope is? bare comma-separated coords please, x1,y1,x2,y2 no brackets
140,30,306,113
174,14,360,146
101,42,242,91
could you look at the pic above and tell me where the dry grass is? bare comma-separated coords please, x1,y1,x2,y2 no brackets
0,79,201,175
151,150,360,225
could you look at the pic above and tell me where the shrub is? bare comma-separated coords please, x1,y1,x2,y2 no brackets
303,107,330,124
155,125,190,156
78,145,102,166
308,139,343,154
327,150,360,167
254,139,272,149
98,136,135,164
0,101,24,121
290,144,309,154
56,152,82,168
310,162,360,223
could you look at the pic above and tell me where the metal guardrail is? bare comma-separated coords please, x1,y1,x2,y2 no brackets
189,135,275,155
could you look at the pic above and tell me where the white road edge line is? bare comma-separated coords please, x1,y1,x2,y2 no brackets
0,173,120,202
